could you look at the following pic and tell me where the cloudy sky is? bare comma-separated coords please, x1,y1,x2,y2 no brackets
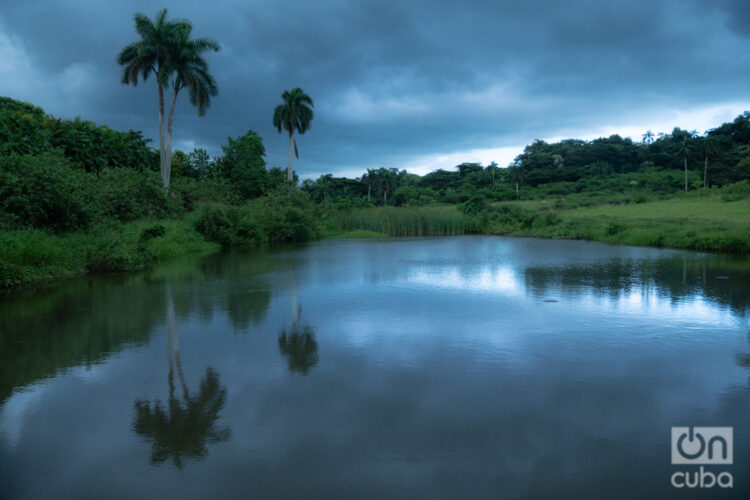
2,0,750,178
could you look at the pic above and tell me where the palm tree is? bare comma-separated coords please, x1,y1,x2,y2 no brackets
487,161,499,182
701,135,719,188
642,130,655,144
118,9,219,189
162,23,219,188
677,132,697,192
273,88,314,182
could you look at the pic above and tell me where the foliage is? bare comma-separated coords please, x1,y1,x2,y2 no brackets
117,8,219,188
97,168,173,221
219,130,270,199
273,87,314,180
195,205,265,248
51,118,154,172
0,153,93,231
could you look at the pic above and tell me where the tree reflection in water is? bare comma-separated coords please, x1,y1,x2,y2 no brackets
278,274,319,375
133,288,230,468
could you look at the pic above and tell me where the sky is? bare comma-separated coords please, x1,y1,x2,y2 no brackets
2,0,750,179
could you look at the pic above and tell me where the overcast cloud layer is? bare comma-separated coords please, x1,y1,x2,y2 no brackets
2,0,750,178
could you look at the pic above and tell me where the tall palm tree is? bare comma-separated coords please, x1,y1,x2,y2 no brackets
677,132,697,192
118,9,219,189
701,135,719,188
273,88,314,182
642,130,655,145
162,23,219,188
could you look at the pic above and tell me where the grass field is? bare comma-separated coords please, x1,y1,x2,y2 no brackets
491,194,750,252
323,191,750,253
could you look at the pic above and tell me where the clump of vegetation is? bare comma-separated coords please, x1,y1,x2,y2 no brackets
328,206,467,237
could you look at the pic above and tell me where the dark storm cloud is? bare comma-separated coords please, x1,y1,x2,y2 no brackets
1,0,749,176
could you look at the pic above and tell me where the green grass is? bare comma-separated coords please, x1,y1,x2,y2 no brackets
492,194,750,252
323,192,750,253
0,217,218,288
326,205,467,237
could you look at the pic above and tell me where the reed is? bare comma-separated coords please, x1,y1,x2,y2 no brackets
327,206,468,237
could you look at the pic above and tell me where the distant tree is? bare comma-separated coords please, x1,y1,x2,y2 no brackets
219,130,270,199
642,130,655,144
273,88,314,182
506,166,524,193
552,154,564,169
700,135,720,188
268,166,297,190
118,9,219,189
187,148,213,179
486,161,499,182
677,131,697,192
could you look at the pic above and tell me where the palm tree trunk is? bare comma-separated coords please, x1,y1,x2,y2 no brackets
165,87,179,189
158,83,166,189
704,154,708,188
684,155,688,192
287,130,294,181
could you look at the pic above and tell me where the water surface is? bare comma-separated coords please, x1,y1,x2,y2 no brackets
1,236,749,498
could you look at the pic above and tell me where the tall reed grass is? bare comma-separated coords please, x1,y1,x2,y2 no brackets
327,206,468,236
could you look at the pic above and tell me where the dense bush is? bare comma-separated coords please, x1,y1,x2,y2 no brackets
195,190,320,249
195,205,265,248
51,118,155,173
219,130,270,200
97,168,172,221
0,153,93,231
720,180,750,201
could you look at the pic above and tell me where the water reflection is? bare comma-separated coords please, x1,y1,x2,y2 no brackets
1,238,750,498
523,256,750,315
277,274,319,375
132,288,230,468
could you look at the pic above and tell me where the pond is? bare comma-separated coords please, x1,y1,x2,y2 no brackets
1,236,749,498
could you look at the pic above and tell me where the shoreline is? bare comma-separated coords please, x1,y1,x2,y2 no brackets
3,196,749,290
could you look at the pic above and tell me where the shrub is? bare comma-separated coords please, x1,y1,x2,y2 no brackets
0,153,93,231
720,180,750,202
97,168,171,221
195,205,265,248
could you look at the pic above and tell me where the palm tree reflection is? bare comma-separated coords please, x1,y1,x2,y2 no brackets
133,288,230,468
278,275,319,375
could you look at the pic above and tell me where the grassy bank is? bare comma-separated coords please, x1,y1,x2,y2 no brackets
322,192,750,253
0,217,219,288
4,192,749,289
497,195,750,252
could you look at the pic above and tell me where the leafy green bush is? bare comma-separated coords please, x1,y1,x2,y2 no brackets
195,205,265,248
0,98,53,156
51,118,154,172
97,168,171,221
0,153,93,231
720,180,750,202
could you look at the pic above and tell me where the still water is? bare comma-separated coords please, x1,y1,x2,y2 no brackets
1,236,749,499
